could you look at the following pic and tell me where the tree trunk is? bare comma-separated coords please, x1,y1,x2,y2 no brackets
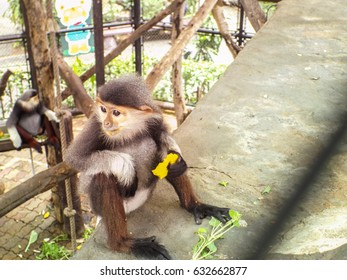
0,70,13,98
21,0,57,168
240,0,267,32
146,0,219,93
22,1,54,110
212,0,241,58
171,1,187,126
21,0,84,238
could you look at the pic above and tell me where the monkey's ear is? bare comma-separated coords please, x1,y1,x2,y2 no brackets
138,105,153,113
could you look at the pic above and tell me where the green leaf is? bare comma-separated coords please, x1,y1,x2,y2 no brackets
261,185,272,195
209,217,221,227
196,227,207,234
228,210,241,221
218,181,229,187
192,209,243,260
207,242,217,253
25,230,38,252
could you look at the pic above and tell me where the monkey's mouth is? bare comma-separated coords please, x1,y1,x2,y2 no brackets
103,127,122,136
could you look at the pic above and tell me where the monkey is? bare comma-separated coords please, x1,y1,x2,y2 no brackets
65,74,231,259
6,89,60,154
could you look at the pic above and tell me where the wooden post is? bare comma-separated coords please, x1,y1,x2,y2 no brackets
20,0,38,90
171,1,187,126
0,162,76,218
93,0,105,87
212,0,241,58
146,0,218,93
133,0,143,75
240,0,267,32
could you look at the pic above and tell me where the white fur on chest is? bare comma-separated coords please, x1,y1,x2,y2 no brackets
84,150,135,186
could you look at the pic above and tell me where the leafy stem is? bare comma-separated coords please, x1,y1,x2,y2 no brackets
192,210,243,260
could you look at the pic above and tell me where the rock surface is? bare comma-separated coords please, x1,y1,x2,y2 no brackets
74,0,347,260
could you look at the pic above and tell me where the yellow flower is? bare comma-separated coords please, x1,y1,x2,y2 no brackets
152,153,179,179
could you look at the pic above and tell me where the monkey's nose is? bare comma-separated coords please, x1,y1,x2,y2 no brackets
104,121,112,128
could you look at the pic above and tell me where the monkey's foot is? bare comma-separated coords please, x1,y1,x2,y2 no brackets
28,140,43,154
131,236,171,260
48,136,60,151
192,204,231,225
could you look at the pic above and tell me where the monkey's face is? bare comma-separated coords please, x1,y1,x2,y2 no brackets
95,97,155,141
17,90,40,113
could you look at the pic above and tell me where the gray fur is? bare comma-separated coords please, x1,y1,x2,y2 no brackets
98,74,161,112
65,75,181,215
18,113,42,135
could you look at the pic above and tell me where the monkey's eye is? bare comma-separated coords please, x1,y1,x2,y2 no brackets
100,106,106,113
113,110,121,117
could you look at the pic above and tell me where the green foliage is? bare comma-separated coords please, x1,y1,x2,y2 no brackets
181,59,227,104
0,69,31,119
3,0,22,26
186,0,198,16
82,227,94,240
35,233,71,260
260,1,278,18
105,56,136,79
151,58,227,104
192,210,242,260
67,54,226,106
261,185,272,195
25,230,38,252
192,34,222,62
218,181,229,187
142,0,167,20
103,0,125,22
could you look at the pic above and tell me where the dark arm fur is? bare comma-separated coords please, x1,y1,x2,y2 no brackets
6,103,21,127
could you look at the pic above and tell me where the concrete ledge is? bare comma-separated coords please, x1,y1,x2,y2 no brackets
74,0,347,260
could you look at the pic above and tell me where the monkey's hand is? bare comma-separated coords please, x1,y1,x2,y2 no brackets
43,109,60,123
191,204,231,225
7,126,22,148
131,236,172,260
166,151,188,179
118,175,138,197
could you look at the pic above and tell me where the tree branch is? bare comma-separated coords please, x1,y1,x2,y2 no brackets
0,162,77,218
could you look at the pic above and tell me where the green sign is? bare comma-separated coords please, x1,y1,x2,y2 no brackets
55,0,94,56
